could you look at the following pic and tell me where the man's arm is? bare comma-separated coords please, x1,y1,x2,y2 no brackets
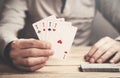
84,0,120,64
0,0,27,59
96,0,120,33
0,0,54,71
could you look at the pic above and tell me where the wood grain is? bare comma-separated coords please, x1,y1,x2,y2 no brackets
0,46,120,78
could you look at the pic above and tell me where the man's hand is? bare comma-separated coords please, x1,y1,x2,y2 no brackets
84,37,120,64
9,39,54,71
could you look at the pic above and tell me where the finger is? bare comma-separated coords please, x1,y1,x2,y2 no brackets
10,48,54,59
90,41,114,63
110,52,120,64
84,45,98,61
13,57,48,67
84,37,109,61
15,62,46,72
96,48,117,63
10,42,54,58
21,48,54,57
89,48,106,63
11,39,51,49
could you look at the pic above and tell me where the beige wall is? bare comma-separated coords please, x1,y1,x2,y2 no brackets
0,0,4,12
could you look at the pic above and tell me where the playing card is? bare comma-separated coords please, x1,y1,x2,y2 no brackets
45,20,71,41
79,63,120,72
33,15,56,40
47,22,77,60
33,15,77,60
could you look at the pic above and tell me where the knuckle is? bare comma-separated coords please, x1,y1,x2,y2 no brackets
24,58,32,66
27,49,34,56
29,42,36,47
11,39,24,48
11,40,18,48
28,39,37,47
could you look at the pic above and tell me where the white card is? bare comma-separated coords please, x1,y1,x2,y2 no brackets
32,15,56,40
45,20,71,41
33,15,77,60
48,22,77,60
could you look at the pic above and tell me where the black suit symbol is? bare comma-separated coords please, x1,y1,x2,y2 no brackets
38,30,41,33
48,28,51,31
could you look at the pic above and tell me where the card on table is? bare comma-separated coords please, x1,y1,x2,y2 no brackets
79,63,120,72
32,15,77,60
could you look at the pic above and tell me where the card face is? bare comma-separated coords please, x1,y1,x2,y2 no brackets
33,15,56,40
32,24,42,40
48,22,77,60
33,15,77,60
45,20,66,41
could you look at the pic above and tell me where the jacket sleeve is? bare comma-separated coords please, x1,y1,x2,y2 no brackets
0,0,27,59
96,0,120,40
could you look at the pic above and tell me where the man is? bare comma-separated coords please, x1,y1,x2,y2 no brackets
0,0,120,71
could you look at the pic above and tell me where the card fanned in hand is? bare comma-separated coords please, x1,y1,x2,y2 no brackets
32,15,77,60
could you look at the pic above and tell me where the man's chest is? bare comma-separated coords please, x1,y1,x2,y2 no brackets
27,0,95,20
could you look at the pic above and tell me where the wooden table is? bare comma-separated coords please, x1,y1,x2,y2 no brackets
0,46,120,78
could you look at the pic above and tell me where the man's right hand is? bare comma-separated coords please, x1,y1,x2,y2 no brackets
9,39,54,71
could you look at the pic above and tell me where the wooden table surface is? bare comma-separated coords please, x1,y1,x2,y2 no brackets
0,46,120,78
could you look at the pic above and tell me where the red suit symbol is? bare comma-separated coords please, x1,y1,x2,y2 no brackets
57,40,62,44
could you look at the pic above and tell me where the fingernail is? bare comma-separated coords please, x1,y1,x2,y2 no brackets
90,58,95,63
110,60,115,64
97,59,102,63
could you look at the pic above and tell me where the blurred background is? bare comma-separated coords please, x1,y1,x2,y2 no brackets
90,11,119,45
0,0,4,11
0,0,119,45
